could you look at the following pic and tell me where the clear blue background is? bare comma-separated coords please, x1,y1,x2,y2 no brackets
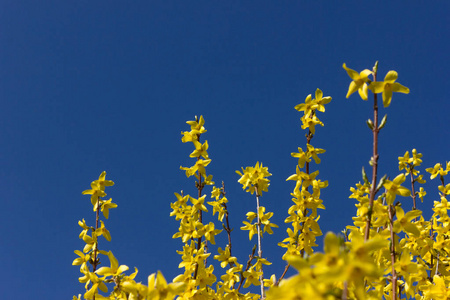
1,1,449,299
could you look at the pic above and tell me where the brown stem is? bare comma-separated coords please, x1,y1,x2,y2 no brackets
91,197,101,300
389,204,397,300
237,247,257,292
255,186,265,299
300,130,313,257
430,221,435,281
342,281,348,300
409,166,417,208
219,181,240,290
221,181,233,256
278,131,314,285
193,132,204,279
364,69,379,241
275,264,290,286
409,166,418,222
194,156,204,279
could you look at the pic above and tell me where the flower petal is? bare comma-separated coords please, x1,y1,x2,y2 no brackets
383,89,393,107
117,265,129,275
357,83,369,100
404,209,422,221
360,69,373,80
393,174,406,185
368,82,385,94
403,222,420,237
384,71,398,83
392,82,410,94
96,267,112,276
315,88,323,100
343,63,360,80
346,81,359,98
396,186,411,197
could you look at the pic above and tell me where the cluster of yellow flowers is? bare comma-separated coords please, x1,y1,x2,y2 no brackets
342,150,450,299
236,162,277,299
343,63,409,107
170,116,273,299
74,172,184,300
278,88,330,261
236,162,271,196
269,64,450,299
73,62,450,300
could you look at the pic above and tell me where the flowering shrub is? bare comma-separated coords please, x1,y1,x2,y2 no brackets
73,62,450,300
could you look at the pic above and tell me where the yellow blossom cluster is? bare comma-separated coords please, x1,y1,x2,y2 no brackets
343,63,410,107
73,62,450,300
74,172,186,300
236,162,271,196
279,89,330,261
170,116,268,299
345,155,450,297
236,161,277,299
268,231,388,299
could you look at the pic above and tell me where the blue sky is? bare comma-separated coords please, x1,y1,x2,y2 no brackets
1,1,449,298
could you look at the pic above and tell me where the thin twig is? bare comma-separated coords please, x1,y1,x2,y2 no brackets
237,246,257,292
388,204,397,300
92,197,101,300
255,186,265,299
275,264,290,286
365,67,379,241
194,136,205,279
221,181,233,256
278,130,314,285
409,166,417,212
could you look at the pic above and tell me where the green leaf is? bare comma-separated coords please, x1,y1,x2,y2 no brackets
379,114,387,130
376,174,387,193
362,167,369,185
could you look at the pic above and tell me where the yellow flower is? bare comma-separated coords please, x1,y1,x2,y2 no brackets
300,114,323,134
190,140,209,159
313,88,332,112
422,275,450,300
100,198,117,219
369,70,410,107
259,206,278,235
343,63,372,100
180,158,211,177
82,171,114,205
438,183,450,196
72,250,90,270
306,144,325,165
236,162,271,196
186,115,207,135
291,147,310,168
383,174,411,205
95,220,111,241
203,222,222,244
243,267,263,288
417,187,426,202
190,195,208,214
147,271,186,300
241,221,258,240
214,247,237,268
96,251,129,277
263,274,276,288
207,196,227,222
78,219,90,239
294,93,316,116
393,206,421,236
426,163,448,180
